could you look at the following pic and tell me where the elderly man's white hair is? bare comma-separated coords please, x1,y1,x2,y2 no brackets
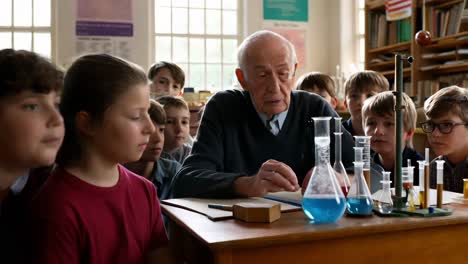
237,30,298,72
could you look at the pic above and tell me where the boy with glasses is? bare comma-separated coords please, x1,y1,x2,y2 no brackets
422,86,468,193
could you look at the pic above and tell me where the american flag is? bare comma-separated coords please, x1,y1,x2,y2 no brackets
386,0,412,21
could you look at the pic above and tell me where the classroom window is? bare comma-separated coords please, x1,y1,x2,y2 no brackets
153,0,241,92
0,0,54,59
357,0,365,71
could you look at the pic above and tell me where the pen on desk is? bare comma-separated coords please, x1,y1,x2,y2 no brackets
208,203,233,211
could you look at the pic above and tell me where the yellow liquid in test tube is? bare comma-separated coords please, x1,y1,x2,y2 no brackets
464,179,468,199
419,191,425,209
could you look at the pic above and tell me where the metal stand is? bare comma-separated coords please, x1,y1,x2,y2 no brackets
392,54,413,209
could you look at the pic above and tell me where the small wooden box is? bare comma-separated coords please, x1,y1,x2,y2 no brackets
233,203,281,223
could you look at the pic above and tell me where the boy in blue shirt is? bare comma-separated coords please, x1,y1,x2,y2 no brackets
126,99,181,200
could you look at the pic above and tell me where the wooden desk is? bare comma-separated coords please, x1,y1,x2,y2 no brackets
163,204,468,264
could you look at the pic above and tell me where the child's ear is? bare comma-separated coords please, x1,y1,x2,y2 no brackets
344,99,348,110
330,96,338,109
404,129,415,142
235,68,248,91
75,111,95,137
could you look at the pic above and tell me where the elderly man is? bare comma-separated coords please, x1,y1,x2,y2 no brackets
172,30,354,198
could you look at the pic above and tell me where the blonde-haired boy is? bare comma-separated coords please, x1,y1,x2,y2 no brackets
362,91,423,185
343,70,389,136
423,86,468,193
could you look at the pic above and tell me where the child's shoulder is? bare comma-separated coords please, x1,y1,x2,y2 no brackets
403,147,424,161
158,158,181,173
119,165,158,194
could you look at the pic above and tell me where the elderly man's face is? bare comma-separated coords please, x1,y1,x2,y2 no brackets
237,37,296,118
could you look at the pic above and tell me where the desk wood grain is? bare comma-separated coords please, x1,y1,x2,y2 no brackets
163,203,468,264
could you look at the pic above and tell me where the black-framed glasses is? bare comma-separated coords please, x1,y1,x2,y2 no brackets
420,121,467,134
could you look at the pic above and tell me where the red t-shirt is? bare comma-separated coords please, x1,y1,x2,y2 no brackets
30,164,168,264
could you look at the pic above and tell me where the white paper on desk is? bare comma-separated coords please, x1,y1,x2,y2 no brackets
372,187,461,206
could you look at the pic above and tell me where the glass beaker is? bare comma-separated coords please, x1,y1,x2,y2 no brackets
347,155,373,216
302,117,346,223
377,171,393,214
354,136,372,190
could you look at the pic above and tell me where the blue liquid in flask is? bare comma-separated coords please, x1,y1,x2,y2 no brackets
346,196,373,215
302,195,346,223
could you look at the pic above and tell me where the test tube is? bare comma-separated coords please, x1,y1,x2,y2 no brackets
436,160,445,208
355,136,371,189
407,168,415,211
334,117,342,133
464,179,468,199
424,148,430,209
354,147,363,162
417,160,425,209
354,147,363,196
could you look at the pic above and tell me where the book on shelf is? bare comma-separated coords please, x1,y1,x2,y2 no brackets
368,12,411,48
428,0,468,38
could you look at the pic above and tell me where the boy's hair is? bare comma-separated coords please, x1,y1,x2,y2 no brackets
0,49,63,98
295,72,336,97
148,61,185,88
362,91,417,148
424,85,468,124
57,54,148,166
344,70,389,96
149,99,166,125
156,95,189,112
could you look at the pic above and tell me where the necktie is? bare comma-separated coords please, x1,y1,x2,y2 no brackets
266,117,279,136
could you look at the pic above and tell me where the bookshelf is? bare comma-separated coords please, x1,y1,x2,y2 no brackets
365,0,468,106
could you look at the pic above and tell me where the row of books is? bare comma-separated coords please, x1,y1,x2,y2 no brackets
416,74,468,106
425,0,467,38
368,12,411,49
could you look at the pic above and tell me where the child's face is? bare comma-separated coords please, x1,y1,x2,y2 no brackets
364,113,411,156
346,89,378,121
426,113,468,157
306,86,337,109
89,84,155,164
150,68,182,97
163,106,190,151
140,122,165,162
0,90,64,170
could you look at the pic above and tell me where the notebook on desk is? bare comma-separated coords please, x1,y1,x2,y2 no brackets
263,190,303,207
161,197,301,221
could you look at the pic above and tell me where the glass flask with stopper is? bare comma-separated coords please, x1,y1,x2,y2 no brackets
302,117,346,223
376,171,393,214
346,147,373,216
333,117,351,197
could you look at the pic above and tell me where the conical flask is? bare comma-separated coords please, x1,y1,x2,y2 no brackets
303,117,346,223
333,117,351,197
376,171,393,214
346,147,373,216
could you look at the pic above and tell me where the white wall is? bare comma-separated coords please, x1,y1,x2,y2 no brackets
54,0,357,77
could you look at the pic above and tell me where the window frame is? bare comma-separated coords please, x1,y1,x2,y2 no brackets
151,0,243,92
0,0,56,61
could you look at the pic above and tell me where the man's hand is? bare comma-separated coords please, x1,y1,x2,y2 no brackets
233,159,300,197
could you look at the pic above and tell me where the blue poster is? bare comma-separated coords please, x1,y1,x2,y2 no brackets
263,0,308,22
